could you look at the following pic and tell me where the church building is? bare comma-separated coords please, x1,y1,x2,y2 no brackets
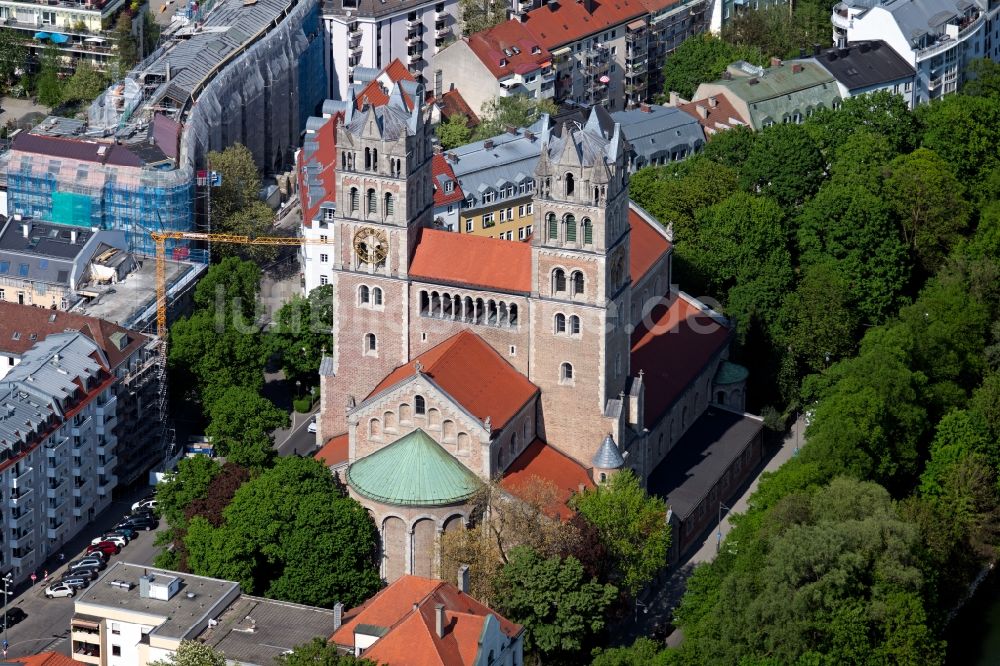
311,70,762,581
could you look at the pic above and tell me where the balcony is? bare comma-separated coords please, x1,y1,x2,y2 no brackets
626,60,647,76
47,478,66,497
11,548,35,568
72,639,101,664
10,530,33,547
626,29,647,42
406,15,421,27
45,435,69,451
10,465,32,488
47,523,65,539
10,487,32,508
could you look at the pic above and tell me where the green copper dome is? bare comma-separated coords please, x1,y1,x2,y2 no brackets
715,361,749,386
347,429,481,507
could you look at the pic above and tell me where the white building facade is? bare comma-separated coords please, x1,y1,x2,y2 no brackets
832,0,1000,103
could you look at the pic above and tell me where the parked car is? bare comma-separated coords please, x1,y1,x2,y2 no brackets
4,608,26,626
59,574,90,590
67,567,100,582
44,583,75,599
118,515,158,531
92,534,128,548
131,498,157,512
70,557,106,571
85,541,120,557
107,527,137,540
307,416,317,433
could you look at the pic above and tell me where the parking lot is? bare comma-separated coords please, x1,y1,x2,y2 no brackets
1,485,165,659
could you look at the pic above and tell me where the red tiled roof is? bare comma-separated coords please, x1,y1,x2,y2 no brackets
410,228,532,293
0,302,146,370
432,154,465,208
315,433,349,467
332,575,523,665
299,112,340,228
522,0,650,50
501,438,594,520
383,59,415,85
630,295,731,425
356,59,417,110
628,202,671,284
467,20,551,79
4,653,87,666
439,90,480,127
369,331,538,430
675,96,747,136
11,133,144,167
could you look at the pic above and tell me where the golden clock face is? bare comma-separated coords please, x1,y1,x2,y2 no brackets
353,227,388,264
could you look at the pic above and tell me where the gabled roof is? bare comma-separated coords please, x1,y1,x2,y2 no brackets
367,331,538,431
628,201,671,284
298,112,340,227
3,652,88,666
501,438,594,520
355,59,417,110
630,293,731,425
438,90,479,127
347,429,481,507
315,433,349,467
331,575,523,666
432,154,465,208
522,0,650,49
10,133,145,167
467,20,552,79
673,94,747,136
811,41,915,90
0,302,146,370
409,228,533,294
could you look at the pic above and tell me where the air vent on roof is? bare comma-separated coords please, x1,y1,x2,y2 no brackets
11,332,20,341
97,146,108,156
48,314,56,323
109,580,135,590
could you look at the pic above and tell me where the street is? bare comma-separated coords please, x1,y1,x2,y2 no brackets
275,408,319,457
2,484,166,660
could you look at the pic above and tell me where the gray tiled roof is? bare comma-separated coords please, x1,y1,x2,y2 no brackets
810,41,915,90
592,434,625,469
860,0,986,44
611,106,705,165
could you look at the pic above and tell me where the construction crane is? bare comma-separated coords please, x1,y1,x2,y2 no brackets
150,230,327,457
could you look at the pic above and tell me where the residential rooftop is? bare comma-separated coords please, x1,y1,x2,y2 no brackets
610,105,705,167
811,40,916,90
467,20,552,80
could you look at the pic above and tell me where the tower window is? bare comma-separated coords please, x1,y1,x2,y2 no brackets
582,218,593,245
373,287,383,305
572,271,584,295
565,214,576,242
415,395,426,415
565,172,574,197
365,333,377,355
367,189,377,214
570,315,580,335
560,362,574,383
552,268,566,293
360,285,370,304
384,192,394,216
547,213,557,240
350,188,359,213
555,313,566,333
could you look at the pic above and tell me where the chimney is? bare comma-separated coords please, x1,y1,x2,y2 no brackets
668,91,679,106
333,602,343,631
695,104,708,119
813,43,821,56
506,124,518,135
484,139,494,149
792,64,804,73
859,42,871,52
640,102,651,113
21,221,30,239
722,71,732,80
838,47,849,57
770,57,782,67
708,96,718,108
435,604,445,638
70,229,78,244
457,565,470,594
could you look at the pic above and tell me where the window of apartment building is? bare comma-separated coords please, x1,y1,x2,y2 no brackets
444,180,454,193
518,205,525,217
483,191,495,204
319,235,328,242
112,646,121,657
320,275,329,285
320,254,329,263
465,219,473,232
505,231,513,240
505,207,513,220
525,224,533,237
111,623,121,635
323,208,334,221
526,202,533,214
482,212,495,227
447,204,454,214
0,288,4,300
42,11,55,24
499,209,506,222
518,226,526,240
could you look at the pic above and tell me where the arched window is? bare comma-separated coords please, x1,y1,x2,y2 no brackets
365,333,377,355
359,285,370,304
552,268,566,293
369,418,381,438
565,172,574,197
384,192,394,217
415,395,426,415
350,188,359,213
564,214,576,242
366,189,377,215
582,218,593,245
572,271,584,296
372,148,378,171
560,362,574,382
554,313,566,333
570,315,580,335
364,147,372,171
509,303,518,326
399,403,412,423
547,213,557,240
372,287,383,306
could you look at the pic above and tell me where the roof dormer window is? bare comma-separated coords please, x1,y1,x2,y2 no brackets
499,58,507,67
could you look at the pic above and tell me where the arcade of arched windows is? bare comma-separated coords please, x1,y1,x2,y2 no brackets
418,290,520,329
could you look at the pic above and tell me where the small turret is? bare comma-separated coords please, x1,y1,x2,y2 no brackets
592,433,625,483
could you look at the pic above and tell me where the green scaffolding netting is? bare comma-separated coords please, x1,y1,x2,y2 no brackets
51,191,94,227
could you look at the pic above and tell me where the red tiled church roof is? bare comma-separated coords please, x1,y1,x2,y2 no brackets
467,20,551,79
628,202,671,283
501,438,594,520
630,294,731,424
409,228,533,293
368,331,538,431
315,433,349,467
331,575,523,666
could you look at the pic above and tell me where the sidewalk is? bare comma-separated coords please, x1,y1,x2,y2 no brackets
613,416,804,647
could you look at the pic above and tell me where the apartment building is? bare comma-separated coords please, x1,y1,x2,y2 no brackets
0,0,125,70
809,40,917,108
322,0,461,100
610,104,705,170
431,152,464,231
832,0,1000,103
0,217,133,311
71,562,339,665
433,19,554,117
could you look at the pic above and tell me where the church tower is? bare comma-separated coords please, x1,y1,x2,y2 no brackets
320,85,434,437
528,107,632,465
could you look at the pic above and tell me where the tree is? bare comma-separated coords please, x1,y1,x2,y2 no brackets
205,386,287,466
571,471,671,596
473,95,557,140
917,93,1000,183
493,546,617,657
185,462,251,527
268,286,333,386
61,60,109,106
438,113,473,150
216,202,277,262
963,58,1000,98
459,0,506,35
208,143,262,225
192,256,261,321
150,640,227,666
700,125,758,169
806,89,918,154
276,638,376,665
156,455,222,529
660,34,746,100
35,44,63,108
721,6,829,63
591,638,672,666
884,148,970,271
142,9,161,57
113,12,139,76
0,29,27,89
739,123,825,208
184,456,382,607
